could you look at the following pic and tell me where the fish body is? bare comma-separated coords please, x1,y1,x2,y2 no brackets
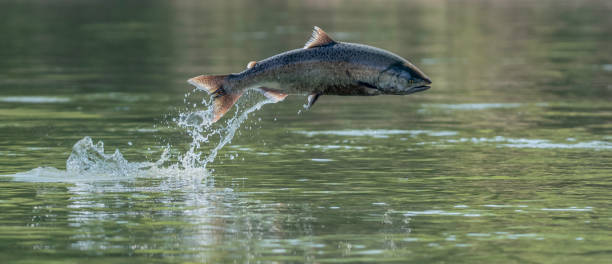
189,27,431,122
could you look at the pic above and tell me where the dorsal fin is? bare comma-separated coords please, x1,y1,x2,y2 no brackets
303,26,336,49
246,61,257,69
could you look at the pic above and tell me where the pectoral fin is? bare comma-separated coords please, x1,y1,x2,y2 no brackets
305,93,321,109
258,87,288,102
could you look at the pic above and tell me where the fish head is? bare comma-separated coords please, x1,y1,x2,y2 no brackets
377,62,432,95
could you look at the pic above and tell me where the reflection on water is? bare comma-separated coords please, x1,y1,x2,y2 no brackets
1,0,612,263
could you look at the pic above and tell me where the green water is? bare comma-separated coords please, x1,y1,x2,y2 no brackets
1,0,612,263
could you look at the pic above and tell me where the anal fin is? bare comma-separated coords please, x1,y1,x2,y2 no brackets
258,87,288,102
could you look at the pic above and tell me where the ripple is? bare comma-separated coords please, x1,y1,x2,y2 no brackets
133,128,158,133
467,233,491,237
455,243,472,247
355,249,384,255
541,207,593,212
423,103,522,110
504,233,538,239
403,210,462,216
295,129,458,138
502,140,612,150
443,136,612,150
309,145,366,150
0,96,71,103
483,204,527,208
0,151,19,157
230,145,253,151
81,92,150,102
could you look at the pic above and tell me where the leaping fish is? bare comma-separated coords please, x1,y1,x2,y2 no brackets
188,26,432,122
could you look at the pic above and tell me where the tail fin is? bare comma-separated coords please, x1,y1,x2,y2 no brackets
210,91,243,122
188,75,243,123
188,75,227,94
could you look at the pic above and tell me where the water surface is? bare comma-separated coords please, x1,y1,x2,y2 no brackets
1,0,611,263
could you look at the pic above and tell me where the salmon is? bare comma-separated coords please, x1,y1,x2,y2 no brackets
188,26,432,122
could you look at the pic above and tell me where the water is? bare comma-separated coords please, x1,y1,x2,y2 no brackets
1,0,612,263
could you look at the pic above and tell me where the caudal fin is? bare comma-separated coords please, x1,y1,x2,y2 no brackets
188,75,227,94
188,75,243,123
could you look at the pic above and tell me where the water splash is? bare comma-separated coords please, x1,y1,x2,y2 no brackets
177,90,275,169
66,137,155,176
8,89,274,182
9,136,184,183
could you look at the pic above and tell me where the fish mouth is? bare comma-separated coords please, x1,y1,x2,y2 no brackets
405,85,430,95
